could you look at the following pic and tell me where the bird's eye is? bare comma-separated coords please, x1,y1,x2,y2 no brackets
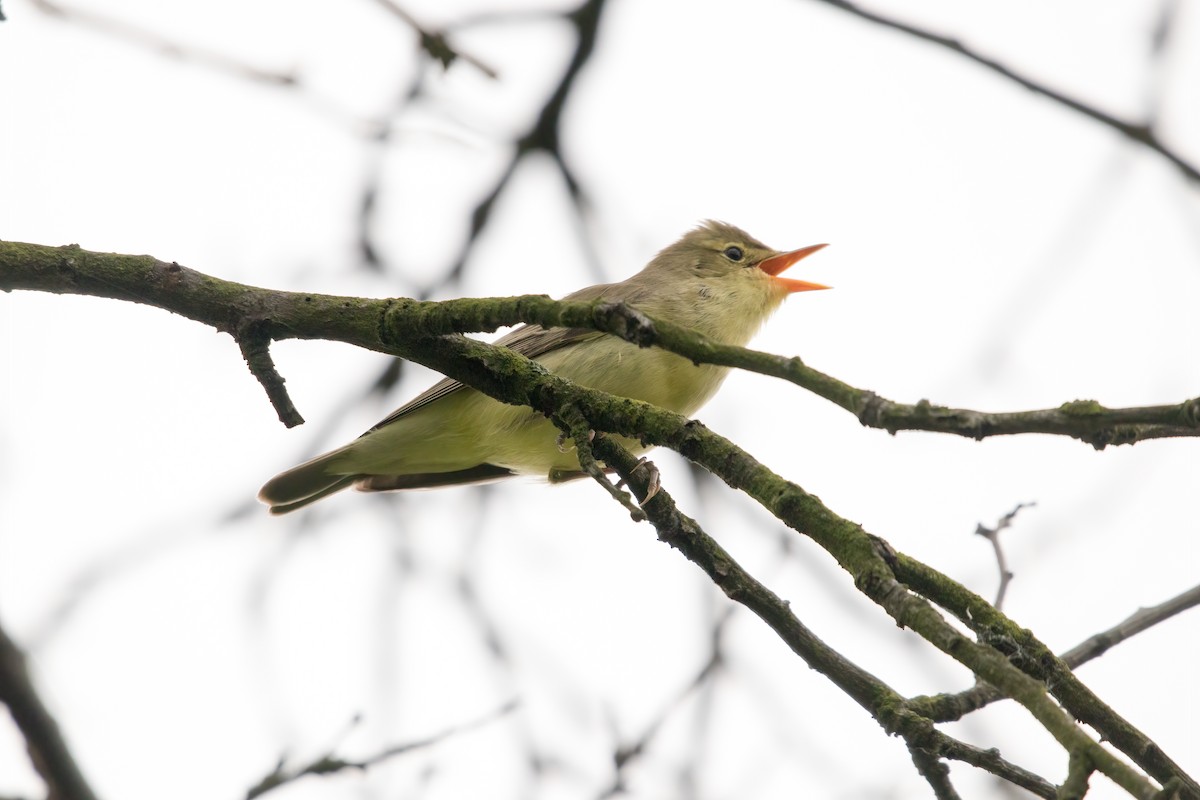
723,246,744,262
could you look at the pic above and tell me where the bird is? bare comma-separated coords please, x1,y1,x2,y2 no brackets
259,221,829,514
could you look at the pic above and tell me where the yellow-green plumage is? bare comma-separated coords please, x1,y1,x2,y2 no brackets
259,221,826,514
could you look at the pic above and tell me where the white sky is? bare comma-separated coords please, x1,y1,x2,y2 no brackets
1,1,1198,798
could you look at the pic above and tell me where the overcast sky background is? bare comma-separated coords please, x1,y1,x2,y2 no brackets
1,1,1197,798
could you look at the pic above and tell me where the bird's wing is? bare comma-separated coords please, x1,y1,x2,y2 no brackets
365,282,621,433
363,311,612,434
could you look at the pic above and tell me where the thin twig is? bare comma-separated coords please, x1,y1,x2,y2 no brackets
1060,582,1200,668
237,325,305,427
552,411,645,521
974,502,1036,610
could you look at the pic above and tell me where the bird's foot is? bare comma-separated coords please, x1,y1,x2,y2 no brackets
614,457,661,506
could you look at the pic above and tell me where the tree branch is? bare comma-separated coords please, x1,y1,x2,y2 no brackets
2,240,1194,796
0,619,99,800
29,0,298,87
813,0,1200,183
974,502,1036,610
2,241,1195,447
593,438,1058,799
237,323,305,427
433,0,610,286
897,557,1199,799
363,0,498,77
1059,582,1200,666
914,581,1200,725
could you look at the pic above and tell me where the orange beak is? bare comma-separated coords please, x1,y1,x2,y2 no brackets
757,243,831,293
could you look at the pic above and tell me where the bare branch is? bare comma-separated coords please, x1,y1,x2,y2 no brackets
1060,582,1200,668
930,739,1057,800
975,502,1036,609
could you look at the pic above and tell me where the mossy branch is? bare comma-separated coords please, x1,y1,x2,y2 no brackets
592,437,1060,798
2,241,1195,445
2,240,1196,796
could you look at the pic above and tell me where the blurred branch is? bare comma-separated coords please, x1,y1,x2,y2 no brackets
245,701,516,799
26,0,491,141
28,0,608,286
2,241,1197,446
364,0,498,77
1061,752,1095,800
437,0,609,286
2,241,1194,796
0,619,99,800
598,610,732,799
33,0,497,82
28,0,298,87
815,0,1200,183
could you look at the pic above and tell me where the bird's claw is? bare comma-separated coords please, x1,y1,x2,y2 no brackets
635,458,661,504
615,457,660,505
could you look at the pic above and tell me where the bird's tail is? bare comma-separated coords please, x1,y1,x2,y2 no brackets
258,448,357,515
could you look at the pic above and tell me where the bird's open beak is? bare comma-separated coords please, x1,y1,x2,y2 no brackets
758,243,830,293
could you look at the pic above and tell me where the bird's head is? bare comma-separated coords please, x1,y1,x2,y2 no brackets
630,221,829,344
653,220,829,294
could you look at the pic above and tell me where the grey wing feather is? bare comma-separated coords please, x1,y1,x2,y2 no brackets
364,315,609,434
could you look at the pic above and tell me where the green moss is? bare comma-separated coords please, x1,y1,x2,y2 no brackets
1060,399,1105,415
